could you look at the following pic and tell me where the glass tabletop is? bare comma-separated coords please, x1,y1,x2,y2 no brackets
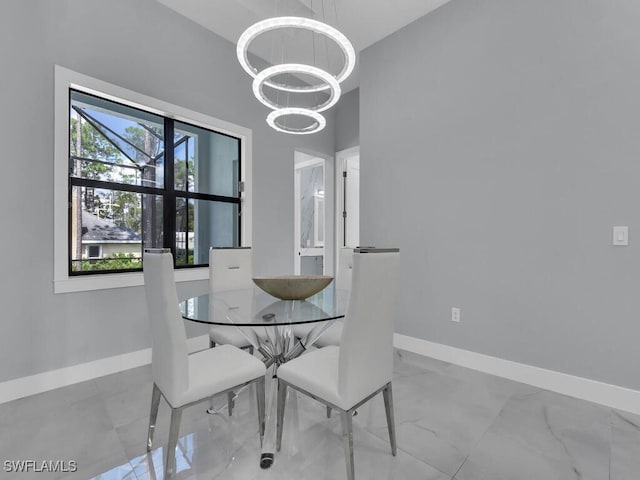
180,284,348,326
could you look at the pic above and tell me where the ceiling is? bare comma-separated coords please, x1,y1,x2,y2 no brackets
156,0,452,93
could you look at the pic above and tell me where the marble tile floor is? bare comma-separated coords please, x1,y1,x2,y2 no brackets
1,350,638,480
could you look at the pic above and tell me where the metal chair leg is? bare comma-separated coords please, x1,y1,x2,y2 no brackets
382,383,397,456
208,340,219,415
326,406,332,418
240,344,255,355
165,406,183,479
276,380,287,452
340,410,355,480
227,391,235,416
147,383,162,452
256,377,266,442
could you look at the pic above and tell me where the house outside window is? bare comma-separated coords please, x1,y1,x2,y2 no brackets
54,66,252,293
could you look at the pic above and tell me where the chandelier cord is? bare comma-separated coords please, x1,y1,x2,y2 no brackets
312,0,318,109
322,0,331,75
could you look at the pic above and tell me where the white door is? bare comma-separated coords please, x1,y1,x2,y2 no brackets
294,153,325,274
337,147,360,248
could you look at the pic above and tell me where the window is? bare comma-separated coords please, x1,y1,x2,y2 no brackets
69,90,241,275
87,245,102,259
54,66,252,292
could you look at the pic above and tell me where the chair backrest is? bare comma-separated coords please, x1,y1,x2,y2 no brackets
338,249,400,407
143,249,188,405
209,247,253,293
335,247,354,291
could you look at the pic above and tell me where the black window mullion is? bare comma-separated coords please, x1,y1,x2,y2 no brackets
175,191,241,203
237,139,242,246
163,118,176,263
185,199,191,265
185,138,189,266
70,177,164,196
185,137,190,194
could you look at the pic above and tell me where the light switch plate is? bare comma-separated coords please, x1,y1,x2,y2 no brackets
613,226,629,246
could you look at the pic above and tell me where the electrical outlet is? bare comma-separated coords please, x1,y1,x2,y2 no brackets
613,226,629,246
451,307,461,323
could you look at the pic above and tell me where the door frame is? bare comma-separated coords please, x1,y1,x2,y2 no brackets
335,146,360,253
294,153,327,275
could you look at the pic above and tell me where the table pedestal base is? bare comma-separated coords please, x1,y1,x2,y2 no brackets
260,453,274,469
248,320,334,469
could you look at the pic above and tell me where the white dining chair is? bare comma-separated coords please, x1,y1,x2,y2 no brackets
335,246,355,291
208,247,257,353
143,249,266,479
209,247,263,415
292,246,354,347
276,248,400,480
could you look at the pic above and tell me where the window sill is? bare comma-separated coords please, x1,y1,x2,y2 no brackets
53,267,209,294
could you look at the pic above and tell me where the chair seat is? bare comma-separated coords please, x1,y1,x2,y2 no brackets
293,320,343,347
167,344,266,408
209,325,268,347
277,345,350,410
209,325,252,348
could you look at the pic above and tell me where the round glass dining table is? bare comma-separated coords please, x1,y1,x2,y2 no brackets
179,283,348,468
180,284,348,366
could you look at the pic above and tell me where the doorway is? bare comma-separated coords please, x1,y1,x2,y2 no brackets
294,153,326,275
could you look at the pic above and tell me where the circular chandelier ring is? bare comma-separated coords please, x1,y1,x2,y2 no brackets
266,108,326,135
237,16,356,93
253,64,341,113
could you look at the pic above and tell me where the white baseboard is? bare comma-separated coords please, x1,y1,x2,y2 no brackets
3,333,639,416
0,335,210,405
394,333,640,416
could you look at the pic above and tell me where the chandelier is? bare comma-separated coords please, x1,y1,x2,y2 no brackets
237,6,355,135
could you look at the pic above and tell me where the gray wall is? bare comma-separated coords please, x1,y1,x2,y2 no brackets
334,88,360,152
360,0,640,389
0,0,335,382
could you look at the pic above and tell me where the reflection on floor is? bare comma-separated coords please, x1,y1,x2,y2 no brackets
1,349,639,479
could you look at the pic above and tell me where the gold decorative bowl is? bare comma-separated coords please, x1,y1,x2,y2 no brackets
252,275,333,300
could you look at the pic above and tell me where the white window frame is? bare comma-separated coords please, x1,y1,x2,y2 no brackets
54,65,252,293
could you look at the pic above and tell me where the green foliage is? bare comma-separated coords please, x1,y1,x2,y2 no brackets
124,125,163,164
70,117,120,181
73,249,198,271
73,252,141,272
70,117,159,232
111,190,142,231
175,249,195,266
174,158,194,191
